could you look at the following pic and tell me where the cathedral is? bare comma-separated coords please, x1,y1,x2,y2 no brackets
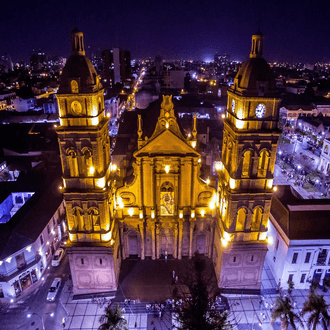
56,29,281,296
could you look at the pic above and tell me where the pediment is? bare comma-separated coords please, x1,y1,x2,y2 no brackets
134,130,200,157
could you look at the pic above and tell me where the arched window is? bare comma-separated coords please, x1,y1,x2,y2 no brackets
98,97,102,112
73,208,84,232
236,208,246,231
83,148,93,176
89,208,100,232
226,142,233,167
71,80,79,93
67,149,79,177
251,207,262,231
242,151,252,177
258,150,269,177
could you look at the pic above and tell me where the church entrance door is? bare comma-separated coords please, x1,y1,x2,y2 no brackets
161,235,173,255
128,235,138,256
196,234,206,254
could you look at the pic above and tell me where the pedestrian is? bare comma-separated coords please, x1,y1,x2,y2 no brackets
175,275,178,284
172,270,175,279
259,297,263,308
165,250,168,263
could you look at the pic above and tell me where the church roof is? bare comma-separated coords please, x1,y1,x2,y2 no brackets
234,58,276,93
58,29,101,94
58,55,98,94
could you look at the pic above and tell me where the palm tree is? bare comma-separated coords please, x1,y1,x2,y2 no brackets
98,303,128,330
271,295,304,330
302,292,330,330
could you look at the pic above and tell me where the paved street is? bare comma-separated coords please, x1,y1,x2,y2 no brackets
0,253,70,330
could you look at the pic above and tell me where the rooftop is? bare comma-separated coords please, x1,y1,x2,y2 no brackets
270,185,330,241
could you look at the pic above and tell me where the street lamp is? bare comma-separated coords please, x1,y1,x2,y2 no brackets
27,312,54,330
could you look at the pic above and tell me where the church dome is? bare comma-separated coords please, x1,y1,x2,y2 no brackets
58,29,101,94
232,32,277,97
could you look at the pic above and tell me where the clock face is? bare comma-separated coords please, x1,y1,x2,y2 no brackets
71,101,82,115
255,104,266,118
232,99,235,112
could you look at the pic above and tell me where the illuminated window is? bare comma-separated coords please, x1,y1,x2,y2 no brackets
67,150,79,177
71,80,79,93
83,149,93,176
258,150,269,177
236,208,246,231
242,151,252,177
251,207,262,231
226,142,232,167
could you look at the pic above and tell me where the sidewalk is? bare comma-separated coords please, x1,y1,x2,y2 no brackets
274,164,324,199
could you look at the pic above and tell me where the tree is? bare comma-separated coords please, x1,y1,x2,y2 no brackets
173,255,233,330
98,303,128,330
301,292,330,330
271,295,304,330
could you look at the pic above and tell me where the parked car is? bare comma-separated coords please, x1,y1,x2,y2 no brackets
47,278,62,301
52,248,64,267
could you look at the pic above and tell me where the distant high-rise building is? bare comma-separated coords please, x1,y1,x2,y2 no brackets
0,54,13,73
30,51,46,71
155,55,162,76
101,48,131,88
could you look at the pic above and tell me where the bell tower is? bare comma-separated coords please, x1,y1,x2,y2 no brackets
215,32,281,292
56,29,119,296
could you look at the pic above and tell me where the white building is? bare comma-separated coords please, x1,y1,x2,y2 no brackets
318,138,330,175
0,179,66,299
279,104,316,128
266,185,330,290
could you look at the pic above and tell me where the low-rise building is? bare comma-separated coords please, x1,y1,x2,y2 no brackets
279,104,316,128
0,179,66,299
266,185,330,290
318,138,330,175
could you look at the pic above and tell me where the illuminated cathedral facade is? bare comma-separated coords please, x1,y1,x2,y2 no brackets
56,29,281,295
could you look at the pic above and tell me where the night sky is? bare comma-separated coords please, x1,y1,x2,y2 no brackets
1,0,330,64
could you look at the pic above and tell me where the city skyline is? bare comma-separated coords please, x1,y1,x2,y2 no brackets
2,0,330,64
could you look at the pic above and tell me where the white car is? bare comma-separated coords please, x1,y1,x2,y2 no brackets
52,248,64,267
47,278,62,301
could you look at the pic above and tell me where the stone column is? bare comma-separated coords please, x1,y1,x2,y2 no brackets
156,223,161,259
119,223,126,259
189,220,195,259
139,222,145,260
150,160,155,208
191,160,196,209
208,221,215,257
173,223,178,259
150,221,156,260
178,221,183,260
